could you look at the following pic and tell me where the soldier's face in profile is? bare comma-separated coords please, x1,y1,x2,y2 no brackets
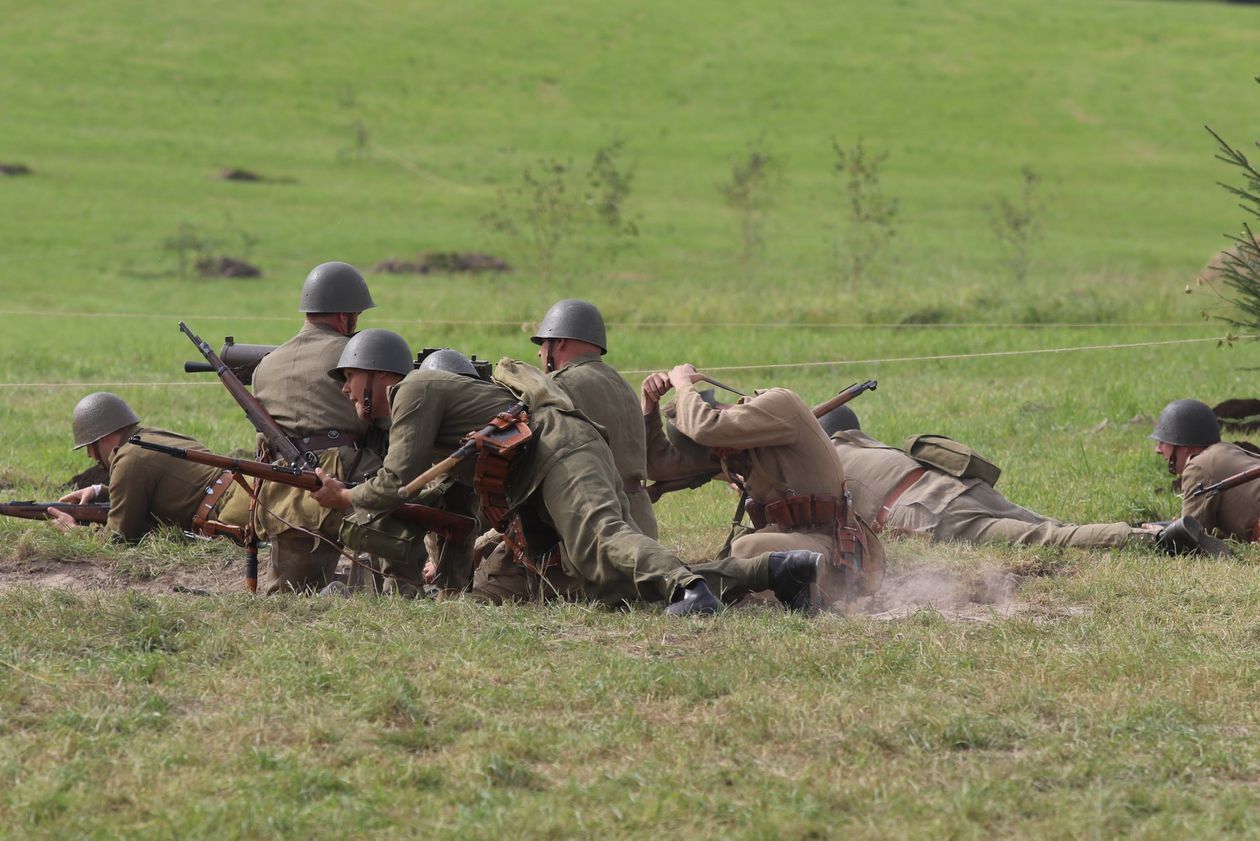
342,369,371,419
1155,440,1187,475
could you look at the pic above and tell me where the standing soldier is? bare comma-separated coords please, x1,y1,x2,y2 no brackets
52,392,244,542
1150,398,1260,542
244,261,382,593
532,299,657,538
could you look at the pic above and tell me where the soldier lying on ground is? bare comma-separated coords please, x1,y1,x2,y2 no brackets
51,392,244,542
307,352,823,615
819,404,1222,554
1149,398,1260,542
642,365,884,603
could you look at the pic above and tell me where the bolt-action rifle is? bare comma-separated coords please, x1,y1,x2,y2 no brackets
131,437,475,543
179,322,317,469
1187,463,1260,499
0,501,110,525
811,379,878,419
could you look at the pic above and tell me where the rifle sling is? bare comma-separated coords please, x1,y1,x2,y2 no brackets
192,469,236,536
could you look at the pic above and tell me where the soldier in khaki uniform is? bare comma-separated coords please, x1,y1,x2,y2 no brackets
1151,399,1260,542
642,365,885,602
52,392,243,542
310,360,822,615
819,405,1141,548
241,261,383,594
532,299,656,538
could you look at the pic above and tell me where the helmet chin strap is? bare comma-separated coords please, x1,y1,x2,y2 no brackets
361,372,376,416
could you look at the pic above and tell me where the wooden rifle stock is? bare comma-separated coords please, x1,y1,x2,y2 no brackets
131,437,474,542
1187,463,1260,499
811,379,878,418
0,501,110,525
179,321,316,469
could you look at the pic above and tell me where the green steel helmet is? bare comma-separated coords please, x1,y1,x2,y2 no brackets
818,405,861,436
531,299,607,354
298,261,376,314
328,329,413,382
1149,399,1221,447
72,392,140,450
419,348,480,379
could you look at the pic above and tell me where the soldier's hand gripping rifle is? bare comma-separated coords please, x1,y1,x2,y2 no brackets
179,321,317,469
397,401,531,500
130,437,476,543
0,501,110,525
1187,463,1260,499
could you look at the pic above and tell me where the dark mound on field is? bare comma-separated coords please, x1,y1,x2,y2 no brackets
375,252,511,275
195,256,262,278
67,465,109,490
0,163,32,176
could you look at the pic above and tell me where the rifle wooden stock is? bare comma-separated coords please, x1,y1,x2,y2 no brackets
645,470,721,503
1187,464,1260,499
179,321,315,468
397,401,529,499
812,379,878,418
131,437,474,542
0,501,110,525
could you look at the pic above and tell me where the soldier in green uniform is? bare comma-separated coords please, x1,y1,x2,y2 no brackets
642,365,885,604
309,360,822,615
532,299,656,538
239,261,382,594
52,392,244,542
1150,398,1260,542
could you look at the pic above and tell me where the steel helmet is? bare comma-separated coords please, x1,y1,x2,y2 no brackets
419,348,480,379
818,405,861,436
72,392,140,450
299,261,376,314
328,329,413,382
1149,399,1220,447
531,299,607,354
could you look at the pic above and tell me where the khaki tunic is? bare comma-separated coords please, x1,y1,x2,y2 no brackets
831,430,1132,548
671,383,847,559
105,426,241,542
353,366,770,605
551,354,657,538
1181,442,1260,541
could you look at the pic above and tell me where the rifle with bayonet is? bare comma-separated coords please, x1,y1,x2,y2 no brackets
179,321,318,469
1187,463,1260,499
0,501,110,525
131,436,476,543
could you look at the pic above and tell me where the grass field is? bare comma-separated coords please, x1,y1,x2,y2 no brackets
4,0,1260,836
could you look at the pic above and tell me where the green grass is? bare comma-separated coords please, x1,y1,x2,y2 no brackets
4,0,1260,835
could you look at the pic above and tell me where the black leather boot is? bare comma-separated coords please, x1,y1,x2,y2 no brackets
1156,516,1230,557
666,580,722,616
768,550,821,611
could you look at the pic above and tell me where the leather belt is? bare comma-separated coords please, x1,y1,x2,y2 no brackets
623,478,645,494
298,430,362,452
192,469,236,534
873,468,926,533
747,493,845,531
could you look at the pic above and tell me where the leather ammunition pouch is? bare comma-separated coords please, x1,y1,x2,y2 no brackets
339,509,427,564
471,411,533,530
746,493,844,531
298,429,362,452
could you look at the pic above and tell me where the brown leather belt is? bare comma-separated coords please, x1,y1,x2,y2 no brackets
298,430,362,451
192,469,236,534
873,468,926,533
623,478,645,494
747,493,845,531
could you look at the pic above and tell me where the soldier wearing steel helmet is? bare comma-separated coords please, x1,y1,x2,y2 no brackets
241,261,384,594
532,299,657,539
1151,398,1260,542
52,392,244,542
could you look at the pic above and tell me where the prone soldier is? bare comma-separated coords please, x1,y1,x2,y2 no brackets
52,392,244,543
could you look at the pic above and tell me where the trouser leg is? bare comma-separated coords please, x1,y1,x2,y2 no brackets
936,486,1132,548
627,488,659,540
263,530,342,595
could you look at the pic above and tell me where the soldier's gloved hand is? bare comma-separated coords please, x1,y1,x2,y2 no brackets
641,372,672,413
309,468,353,510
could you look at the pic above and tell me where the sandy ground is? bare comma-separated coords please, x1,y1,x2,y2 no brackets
0,555,249,596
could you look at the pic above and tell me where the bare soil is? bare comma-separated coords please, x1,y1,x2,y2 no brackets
195,256,262,278
851,565,1027,622
0,554,248,595
374,252,511,274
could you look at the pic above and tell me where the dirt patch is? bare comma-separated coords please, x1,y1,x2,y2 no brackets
0,163,32,176
195,256,261,278
850,565,1025,622
0,556,247,596
374,252,511,275
216,167,263,182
